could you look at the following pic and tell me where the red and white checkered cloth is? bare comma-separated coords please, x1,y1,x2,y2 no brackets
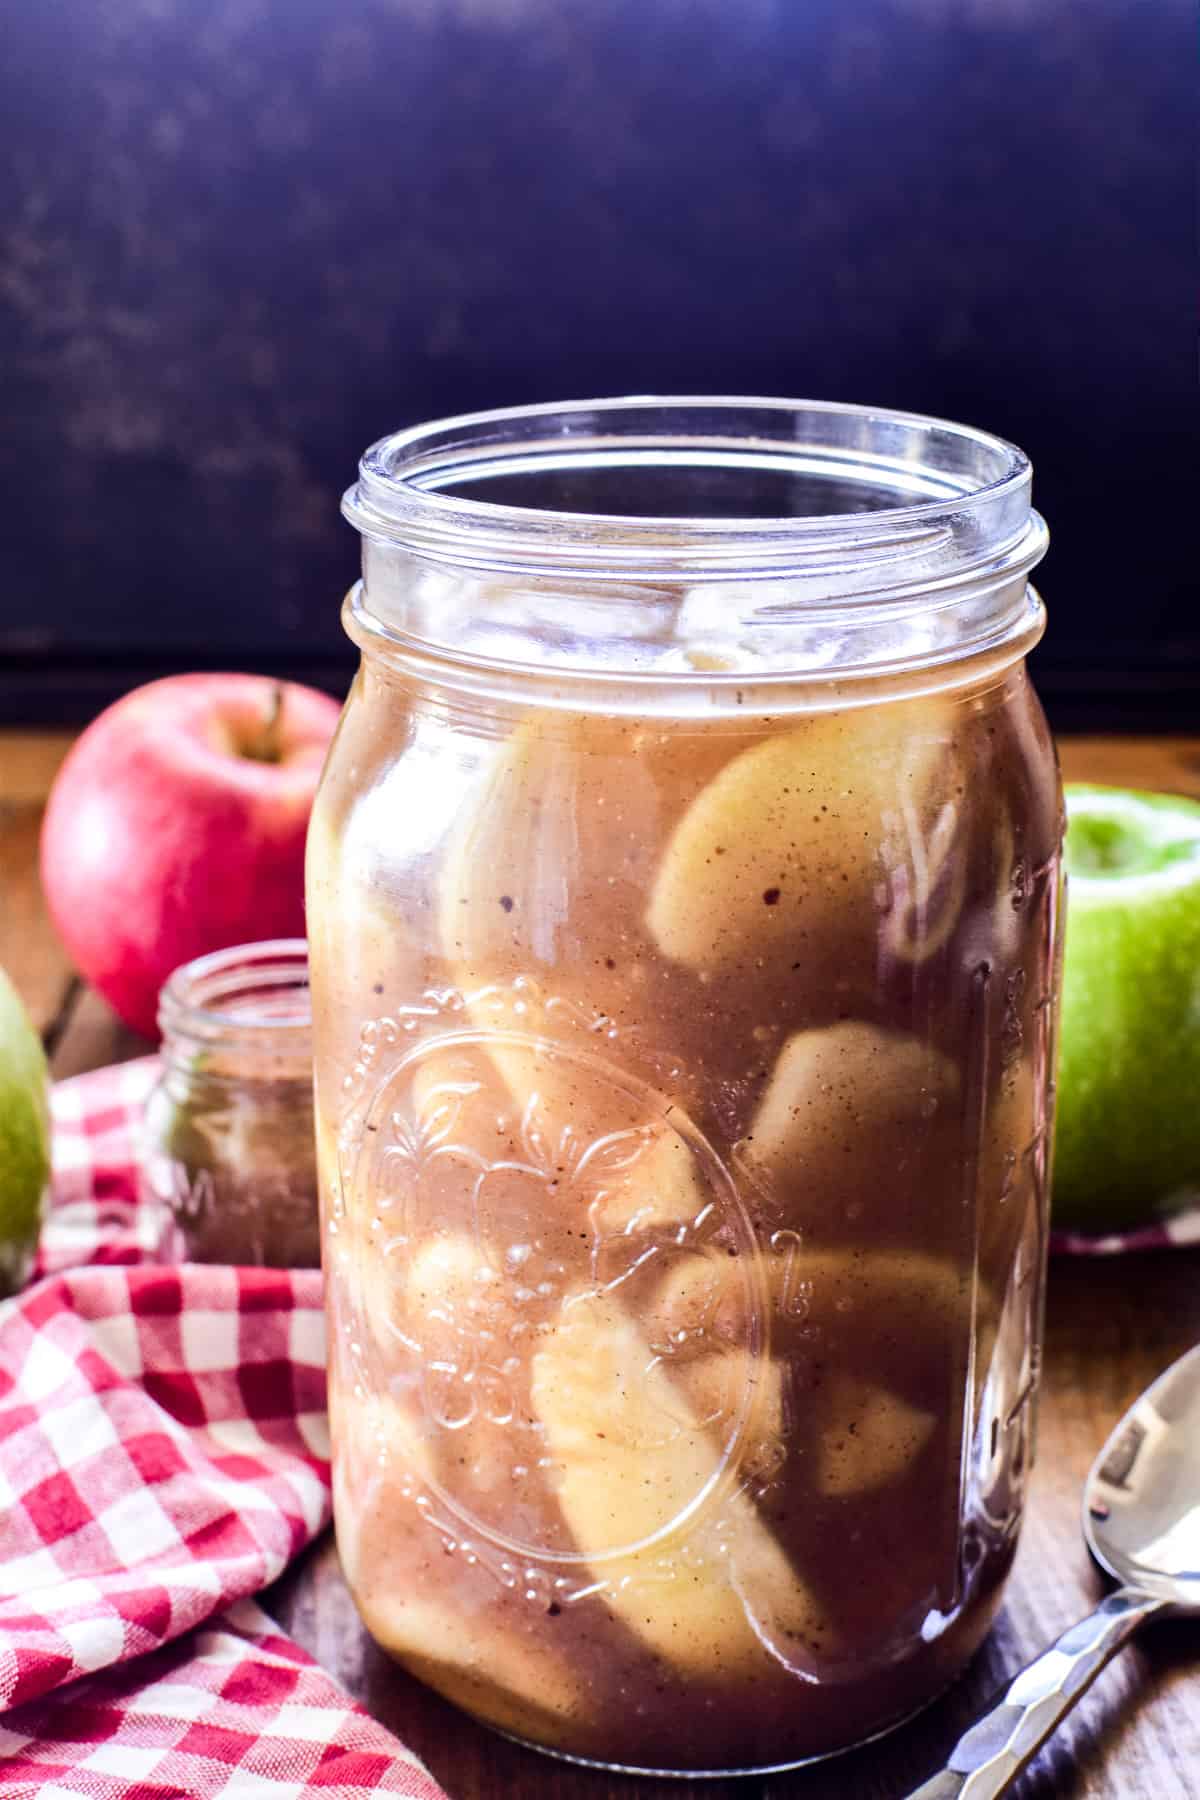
7,1059,1197,1800
1,1057,448,1800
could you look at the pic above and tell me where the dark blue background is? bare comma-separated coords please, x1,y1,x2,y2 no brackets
1,0,1194,724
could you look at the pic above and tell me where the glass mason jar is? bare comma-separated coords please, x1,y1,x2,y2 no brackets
309,399,1063,1776
142,940,320,1267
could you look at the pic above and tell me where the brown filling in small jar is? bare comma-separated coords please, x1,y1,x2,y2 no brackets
142,939,319,1267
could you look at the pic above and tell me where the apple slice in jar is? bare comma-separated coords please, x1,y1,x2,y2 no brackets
654,1339,789,1492
733,1016,1020,1419
312,1104,405,1380
306,777,426,1112
332,1389,592,1752
814,1374,936,1500
316,1063,466,1365
403,1233,519,1499
532,1288,838,1678
331,1390,437,1574
364,1594,596,1753
647,1241,972,1504
391,1113,719,1539
738,1021,961,1245
407,1039,712,1252
437,710,655,1000
636,1245,788,1487
399,1231,583,1562
436,710,733,1122
646,696,969,984
647,1245,965,1642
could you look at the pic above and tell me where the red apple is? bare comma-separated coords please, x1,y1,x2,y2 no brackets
40,674,342,1039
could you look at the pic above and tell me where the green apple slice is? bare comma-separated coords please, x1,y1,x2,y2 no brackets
1054,785,1200,1229
532,1288,836,1675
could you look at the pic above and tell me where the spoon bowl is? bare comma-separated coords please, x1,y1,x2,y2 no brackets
910,1341,1200,1797
1085,1340,1200,1607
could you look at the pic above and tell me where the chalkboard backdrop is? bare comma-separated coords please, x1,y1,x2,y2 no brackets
1,0,1194,726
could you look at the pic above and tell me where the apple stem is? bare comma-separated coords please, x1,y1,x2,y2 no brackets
246,684,285,764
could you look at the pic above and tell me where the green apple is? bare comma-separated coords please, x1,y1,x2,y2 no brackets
1054,785,1200,1231
0,965,51,1295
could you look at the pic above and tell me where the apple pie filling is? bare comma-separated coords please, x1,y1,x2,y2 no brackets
309,669,1062,1772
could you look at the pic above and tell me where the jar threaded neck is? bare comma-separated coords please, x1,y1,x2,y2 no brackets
341,396,1047,692
157,940,312,1071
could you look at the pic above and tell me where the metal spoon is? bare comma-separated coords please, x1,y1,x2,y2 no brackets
910,1341,1200,1798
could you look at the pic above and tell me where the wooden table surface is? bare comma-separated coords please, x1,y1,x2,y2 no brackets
4,729,1199,1799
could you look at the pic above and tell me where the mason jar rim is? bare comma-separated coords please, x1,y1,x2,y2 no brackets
343,395,1044,580
340,396,1048,697
157,939,312,1061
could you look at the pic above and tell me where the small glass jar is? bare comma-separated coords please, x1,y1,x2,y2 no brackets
309,399,1064,1775
142,940,320,1268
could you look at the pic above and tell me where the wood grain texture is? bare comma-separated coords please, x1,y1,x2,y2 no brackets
0,731,77,1038
0,731,77,805
1057,737,1200,800
48,985,150,1081
3,729,1198,1798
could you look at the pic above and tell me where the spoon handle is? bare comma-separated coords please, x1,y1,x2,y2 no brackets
905,1586,1168,1798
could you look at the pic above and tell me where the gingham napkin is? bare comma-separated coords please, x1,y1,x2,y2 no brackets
1,1057,448,1800
7,1061,1196,1800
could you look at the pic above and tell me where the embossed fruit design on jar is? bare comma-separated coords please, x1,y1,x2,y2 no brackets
308,400,1063,1775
